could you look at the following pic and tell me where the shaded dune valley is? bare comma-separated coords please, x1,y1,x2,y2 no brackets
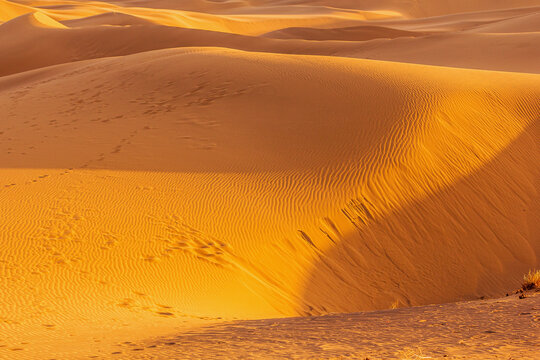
0,0,539,359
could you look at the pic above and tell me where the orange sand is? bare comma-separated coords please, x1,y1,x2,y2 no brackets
0,1,539,359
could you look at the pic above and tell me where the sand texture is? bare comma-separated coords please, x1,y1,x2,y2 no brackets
0,0,539,359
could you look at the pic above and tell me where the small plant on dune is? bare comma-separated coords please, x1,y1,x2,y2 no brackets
522,269,540,290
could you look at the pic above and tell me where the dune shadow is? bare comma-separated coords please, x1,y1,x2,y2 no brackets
300,120,540,315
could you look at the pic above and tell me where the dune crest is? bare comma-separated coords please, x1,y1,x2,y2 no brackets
0,0,34,21
17,11,67,28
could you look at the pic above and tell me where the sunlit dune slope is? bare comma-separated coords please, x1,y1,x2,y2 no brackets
61,11,155,27
1,49,538,347
0,10,66,29
0,0,34,21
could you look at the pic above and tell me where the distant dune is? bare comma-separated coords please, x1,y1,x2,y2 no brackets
0,0,539,359
263,25,424,41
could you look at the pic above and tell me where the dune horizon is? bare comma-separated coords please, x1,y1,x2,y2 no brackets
1,0,539,359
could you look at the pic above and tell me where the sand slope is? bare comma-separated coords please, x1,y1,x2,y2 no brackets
1,0,539,359
1,47,539,358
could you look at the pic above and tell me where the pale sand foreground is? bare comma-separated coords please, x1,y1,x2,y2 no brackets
116,291,540,359
0,0,539,359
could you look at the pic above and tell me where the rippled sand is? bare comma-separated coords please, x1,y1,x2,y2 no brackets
1,1,539,358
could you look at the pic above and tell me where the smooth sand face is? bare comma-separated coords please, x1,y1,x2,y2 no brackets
0,1,539,359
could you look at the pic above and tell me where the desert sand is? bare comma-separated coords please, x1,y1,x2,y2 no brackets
0,0,539,359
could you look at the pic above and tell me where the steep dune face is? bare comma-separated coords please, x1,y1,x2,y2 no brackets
1,0,540,358
304,121,539,311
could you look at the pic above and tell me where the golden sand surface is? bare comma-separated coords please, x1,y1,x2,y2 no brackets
0,1,539,358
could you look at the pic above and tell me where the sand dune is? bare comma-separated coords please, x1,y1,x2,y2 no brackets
467,12,540,33
1,0,539,359
2,10,540,78
1,11,66,29
337,32,540,73
67,0,539,18
0,0,401,34
263,25,424,41
0,0,35,21
359,6,540,32
1,47,539,358
257,0,540,18
61,11,155,27
0,18,366,77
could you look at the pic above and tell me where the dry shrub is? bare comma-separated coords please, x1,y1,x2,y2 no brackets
522,269,540,290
